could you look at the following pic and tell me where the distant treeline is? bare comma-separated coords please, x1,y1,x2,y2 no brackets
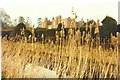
1,16,120,49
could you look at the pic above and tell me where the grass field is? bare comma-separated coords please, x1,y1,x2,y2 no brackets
1,35,118,78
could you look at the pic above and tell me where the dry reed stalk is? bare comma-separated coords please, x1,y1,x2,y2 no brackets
2,28,119,78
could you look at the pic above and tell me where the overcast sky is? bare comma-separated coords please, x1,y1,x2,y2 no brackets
0,0,119,25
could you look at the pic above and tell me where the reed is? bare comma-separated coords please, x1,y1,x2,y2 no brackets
1,29,119,78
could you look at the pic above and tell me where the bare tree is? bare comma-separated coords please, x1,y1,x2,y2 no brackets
0,8,11,27
25,17,31,27
19,16,25,23
37,18,42,28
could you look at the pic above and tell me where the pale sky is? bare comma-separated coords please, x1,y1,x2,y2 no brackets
0,0,119,25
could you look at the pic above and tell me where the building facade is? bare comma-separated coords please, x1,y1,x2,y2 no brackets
41,16,77,29
40,7,77,29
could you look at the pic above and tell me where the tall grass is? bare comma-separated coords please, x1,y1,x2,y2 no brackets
1,29,119,78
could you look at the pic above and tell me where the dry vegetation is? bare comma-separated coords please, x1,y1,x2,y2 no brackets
1,29,119,78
